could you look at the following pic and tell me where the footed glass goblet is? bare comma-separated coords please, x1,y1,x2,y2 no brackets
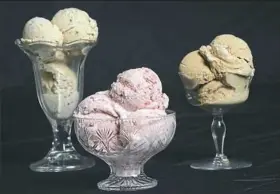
74,110,176,191
15,39,97,172
179,72,253,170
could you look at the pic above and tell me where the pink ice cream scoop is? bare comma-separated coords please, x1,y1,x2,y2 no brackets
74,67,171,155
75,90,128,118
109,67,169,111
74,91,128,154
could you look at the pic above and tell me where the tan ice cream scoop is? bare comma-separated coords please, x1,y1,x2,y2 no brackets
198,80,249,105
179,50,215,90
199,34,255,79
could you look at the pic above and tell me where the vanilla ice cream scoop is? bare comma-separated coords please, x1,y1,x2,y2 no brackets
21,17,63,45
179,50,215,89
41,62,77,96
51,8,98,44
199,34,254,79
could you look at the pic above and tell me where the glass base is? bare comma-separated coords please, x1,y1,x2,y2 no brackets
29,149,95,172
97,173,158,191
190,157,252,170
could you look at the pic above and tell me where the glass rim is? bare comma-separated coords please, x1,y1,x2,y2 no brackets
15,38,98,48
73,109,176,121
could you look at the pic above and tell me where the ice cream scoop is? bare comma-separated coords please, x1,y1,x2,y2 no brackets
199,34,254,80
21,17,63,45
179,34,254,106
179,50,215,89
109,67,169,111
74,91,128,153
74,90,128,118
51,8,98,44
41,62,77,95
197,80,249,105
40,62,79,119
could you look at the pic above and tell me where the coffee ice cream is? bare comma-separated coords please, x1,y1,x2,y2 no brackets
179,34,255,106
179,50,215,90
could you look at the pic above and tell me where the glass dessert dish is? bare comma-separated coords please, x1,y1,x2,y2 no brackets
74,110,176,191
15,39,97,172
179,72,253,170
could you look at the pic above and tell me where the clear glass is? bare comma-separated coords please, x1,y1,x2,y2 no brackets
15,39,97,172
179,72,252,170
74,110,176,191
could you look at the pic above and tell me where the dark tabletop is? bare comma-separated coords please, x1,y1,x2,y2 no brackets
1,83,280,194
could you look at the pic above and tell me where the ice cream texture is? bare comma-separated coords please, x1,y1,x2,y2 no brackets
74,67,170,153
199,34,254,79
51,8,98,44
109,67,169,111
179,34,255,105
21,17,63,45
41,62,77,95
21,8,98,45
40,62,79,119
19,7,99,118
179,50,215,90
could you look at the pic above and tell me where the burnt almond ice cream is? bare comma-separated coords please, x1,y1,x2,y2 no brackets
179,34,255,106
19,8,99,119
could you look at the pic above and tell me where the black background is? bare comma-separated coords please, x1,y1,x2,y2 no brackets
1,1,280,194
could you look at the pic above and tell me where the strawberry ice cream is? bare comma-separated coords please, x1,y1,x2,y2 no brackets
75,90,128,119
74,91,127,153
74,67,171,154
109,67,169,111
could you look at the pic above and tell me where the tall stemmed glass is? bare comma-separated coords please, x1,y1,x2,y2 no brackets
15,39,96,172
179,72,253,170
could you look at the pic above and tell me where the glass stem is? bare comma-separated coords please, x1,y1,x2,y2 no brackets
111,164,143,177
211,112,226,158
51,119,75,152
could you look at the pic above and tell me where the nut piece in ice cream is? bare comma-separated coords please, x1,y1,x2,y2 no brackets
179,50,215,89
51,8,99,44
199,34,254,79
21,17,63,45
198,80,249,105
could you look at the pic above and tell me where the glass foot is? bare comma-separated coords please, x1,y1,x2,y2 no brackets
190,157,252,170
97,173,158,191
29,149,95,172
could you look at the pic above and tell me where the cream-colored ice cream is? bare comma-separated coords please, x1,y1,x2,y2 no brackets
179,34,254,106
41,62,77,95
179,50,215,89
40,62,79,119
21,17,63,45
51,8,98,44
198,80,249,105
